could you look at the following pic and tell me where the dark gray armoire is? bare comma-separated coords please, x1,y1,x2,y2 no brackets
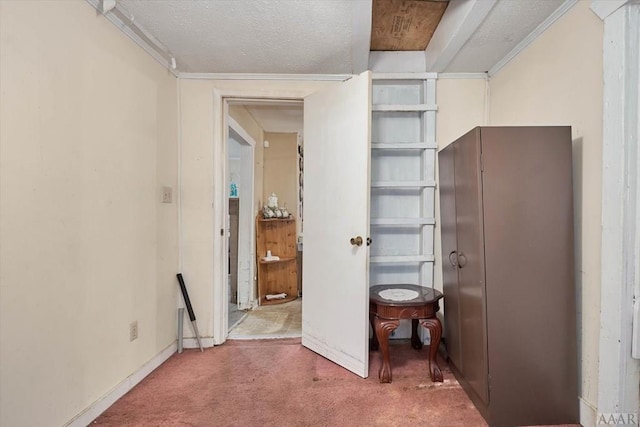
439,126,578,426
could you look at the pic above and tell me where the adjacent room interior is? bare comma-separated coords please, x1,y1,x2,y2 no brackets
226,101,304,339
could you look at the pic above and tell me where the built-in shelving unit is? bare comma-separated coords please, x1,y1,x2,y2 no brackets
369,73,437,286
255,217,298,305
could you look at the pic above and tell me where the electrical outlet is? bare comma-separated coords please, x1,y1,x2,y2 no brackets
129,321,138,341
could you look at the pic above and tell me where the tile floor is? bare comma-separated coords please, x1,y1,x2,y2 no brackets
228,298,301,339
228,302,246,330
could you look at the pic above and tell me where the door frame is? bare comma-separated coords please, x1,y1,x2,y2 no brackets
211,84,339,344
591,0,640,419
227,116,256,311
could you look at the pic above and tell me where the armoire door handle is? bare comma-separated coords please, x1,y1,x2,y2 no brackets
457,252,467,268
448,251,458,267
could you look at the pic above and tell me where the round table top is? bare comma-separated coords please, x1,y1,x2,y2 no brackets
370,284,443,306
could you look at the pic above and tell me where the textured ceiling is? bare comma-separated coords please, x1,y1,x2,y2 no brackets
101,1,573,147
246,105,304,134
444,0,565,72
118,0,365,74
114,0,569,75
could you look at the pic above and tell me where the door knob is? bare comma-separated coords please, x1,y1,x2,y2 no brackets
350,236,363,246
457,252,467,268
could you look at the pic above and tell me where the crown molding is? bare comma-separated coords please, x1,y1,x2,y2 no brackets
85,0,178,77
438,73,488,79
178,73,351,81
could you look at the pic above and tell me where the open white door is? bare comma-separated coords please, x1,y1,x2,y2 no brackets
302,71,371,377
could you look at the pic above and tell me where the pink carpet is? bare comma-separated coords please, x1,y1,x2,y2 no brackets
93,338,487,426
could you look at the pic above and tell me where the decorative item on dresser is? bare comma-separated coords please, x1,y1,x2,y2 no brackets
438,126,578,427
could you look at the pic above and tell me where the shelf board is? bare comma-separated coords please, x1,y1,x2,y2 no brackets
370,180,436,188
370,217,436,226
371,143,438,150
372,104,437,112
370,255,435,264
257,217,295,222
258,256,297,265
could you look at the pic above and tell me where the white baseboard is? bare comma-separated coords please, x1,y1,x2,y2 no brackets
65,342,177,427
580,397,598,427
182,336,215,349
238,300,258,311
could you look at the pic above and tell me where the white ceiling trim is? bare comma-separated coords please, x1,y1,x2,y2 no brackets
438,72,488,79
487,0,578,77
351,1,373,73
228,99,302,106
424,0,498,72
84,0,178,76
178,73,351,81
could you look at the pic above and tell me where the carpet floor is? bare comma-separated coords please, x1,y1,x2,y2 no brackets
94,338,487,427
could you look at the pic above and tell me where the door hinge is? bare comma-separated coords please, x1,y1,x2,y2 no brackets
480,153,484,172
220,228,225,236
632,295,640,358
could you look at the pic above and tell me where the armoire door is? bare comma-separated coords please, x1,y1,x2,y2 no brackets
438,144,462,370
453,128,489,405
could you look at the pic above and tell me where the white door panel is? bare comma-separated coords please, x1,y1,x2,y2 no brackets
302,71,372,378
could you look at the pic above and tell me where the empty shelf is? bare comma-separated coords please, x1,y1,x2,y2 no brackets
371,143,438,150
370,180,436,188
369,255,435,263
373,104,438,112
370,217,436,225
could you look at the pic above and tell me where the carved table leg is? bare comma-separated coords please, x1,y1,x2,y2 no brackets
374,317,399,383
411,319,423,350
369,312,379,351
420,317,443,382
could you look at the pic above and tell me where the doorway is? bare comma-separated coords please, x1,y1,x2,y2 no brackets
225,101,304,339
209,73,371,378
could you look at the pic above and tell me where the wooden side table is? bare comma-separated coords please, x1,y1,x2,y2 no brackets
369,284,444,383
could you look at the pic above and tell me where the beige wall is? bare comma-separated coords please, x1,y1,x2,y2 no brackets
0,2,179,426
263,132,299,230
434,78,488,294
436,78,488,150
487,1,603,407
